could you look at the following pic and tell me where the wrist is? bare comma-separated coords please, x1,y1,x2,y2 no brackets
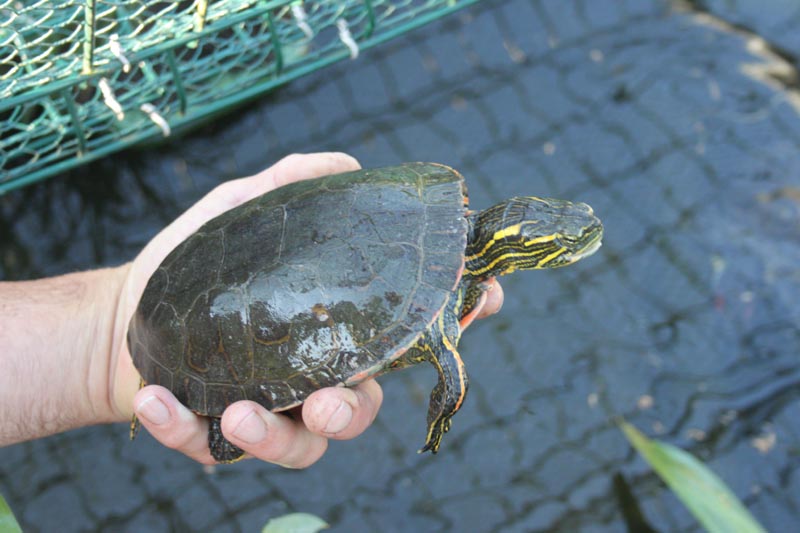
85,263,132,424
0,265,130,446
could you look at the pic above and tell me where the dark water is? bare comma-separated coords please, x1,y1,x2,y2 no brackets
3,0,800,531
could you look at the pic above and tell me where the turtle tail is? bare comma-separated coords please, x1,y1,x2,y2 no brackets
129,377,145,440
129,413,141,440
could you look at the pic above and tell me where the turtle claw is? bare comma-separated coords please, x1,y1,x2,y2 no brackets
418,440,440,455
418,415,451,454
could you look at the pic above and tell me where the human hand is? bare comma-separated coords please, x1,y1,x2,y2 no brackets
111,153,504,466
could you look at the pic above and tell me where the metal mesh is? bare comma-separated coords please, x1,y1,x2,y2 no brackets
0,0,480,193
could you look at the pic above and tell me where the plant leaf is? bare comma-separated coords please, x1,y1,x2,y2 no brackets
0,493,22,533
619,421,766,533
262,512,329,533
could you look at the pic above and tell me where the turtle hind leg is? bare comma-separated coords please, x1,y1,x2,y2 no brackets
208,417,246,463
418,336,469,454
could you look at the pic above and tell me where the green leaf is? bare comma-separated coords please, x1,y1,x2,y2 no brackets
262,512,329,533
0,493,22,533
619,421,766,533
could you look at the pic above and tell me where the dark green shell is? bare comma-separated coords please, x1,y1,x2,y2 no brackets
128,163,468,416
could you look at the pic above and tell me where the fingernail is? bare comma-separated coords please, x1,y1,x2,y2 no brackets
324,400,353,434
232,409,268,444
136,395,170,425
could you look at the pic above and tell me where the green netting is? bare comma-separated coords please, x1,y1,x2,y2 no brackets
0,0,479,194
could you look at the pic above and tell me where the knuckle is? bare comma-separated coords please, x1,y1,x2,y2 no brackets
209,178,243,200
328,152,360,169
159,429,193,450
358,381,383,417
288,440,327,469
151,418,198,451
279,153,305,167
253,418,296,462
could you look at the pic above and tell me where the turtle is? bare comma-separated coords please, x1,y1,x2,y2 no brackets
128,162,603,463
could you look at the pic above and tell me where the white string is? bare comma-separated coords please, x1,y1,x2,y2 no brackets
336,19,359,59
291,4,314,39
109,34,131,73
140,103,171,137
98,78,124,121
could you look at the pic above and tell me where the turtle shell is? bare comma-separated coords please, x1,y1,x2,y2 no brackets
128,163,468,416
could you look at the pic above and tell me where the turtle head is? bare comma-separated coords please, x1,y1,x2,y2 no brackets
464,196,603,279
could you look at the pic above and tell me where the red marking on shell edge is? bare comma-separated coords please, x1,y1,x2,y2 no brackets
454,260,465,290
346,368,378,384
423,162,468,208
270,400,304,413
345,345,410,386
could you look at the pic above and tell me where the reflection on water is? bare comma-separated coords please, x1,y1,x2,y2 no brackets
2,0,800,531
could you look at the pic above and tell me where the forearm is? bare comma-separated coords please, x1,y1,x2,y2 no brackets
0,265,129,445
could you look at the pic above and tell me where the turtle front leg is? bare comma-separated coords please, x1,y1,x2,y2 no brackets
419,331,469,454
209,417,246,463
390,288,470,454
